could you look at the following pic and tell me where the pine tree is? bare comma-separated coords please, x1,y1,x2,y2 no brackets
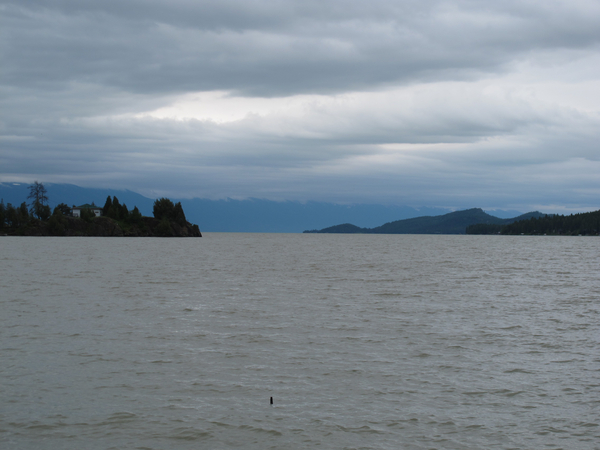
173,202,186,226
111,197,121,220
0,200,5,229
102,196,112,216
153,198,175,220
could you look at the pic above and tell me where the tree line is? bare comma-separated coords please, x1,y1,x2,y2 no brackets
100,195,144,224
0,181,55,229
1,181,193,236
466,210,600,235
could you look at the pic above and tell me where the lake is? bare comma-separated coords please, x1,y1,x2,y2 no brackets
1,234,599,449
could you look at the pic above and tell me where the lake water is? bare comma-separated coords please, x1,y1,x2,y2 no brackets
1,234,599,449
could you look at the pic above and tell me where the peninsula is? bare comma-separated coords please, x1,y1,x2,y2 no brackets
0,184,201,237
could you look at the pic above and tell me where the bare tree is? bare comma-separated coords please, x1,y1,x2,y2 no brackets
27,181,49,219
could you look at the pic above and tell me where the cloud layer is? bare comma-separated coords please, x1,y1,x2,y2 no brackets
2,0,599,212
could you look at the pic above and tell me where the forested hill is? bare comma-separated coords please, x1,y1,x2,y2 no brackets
468,209,600,235
304,209,544,235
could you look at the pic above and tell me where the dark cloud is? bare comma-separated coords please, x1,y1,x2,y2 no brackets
3,0,600,96
1,0,599,212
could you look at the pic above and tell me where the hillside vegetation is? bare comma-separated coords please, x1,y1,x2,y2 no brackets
305,208,544,235
467,210,600,235
0,184,201,237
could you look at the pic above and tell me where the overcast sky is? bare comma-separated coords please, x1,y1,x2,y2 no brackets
1,0,599,212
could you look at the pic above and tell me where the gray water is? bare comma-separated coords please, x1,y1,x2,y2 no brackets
1,234,599,449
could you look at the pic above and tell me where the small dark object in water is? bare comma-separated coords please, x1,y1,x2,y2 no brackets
270,396,273,405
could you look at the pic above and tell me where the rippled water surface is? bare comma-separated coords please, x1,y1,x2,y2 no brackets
1,234,599,449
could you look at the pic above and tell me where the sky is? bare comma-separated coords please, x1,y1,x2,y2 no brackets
1,0,599,213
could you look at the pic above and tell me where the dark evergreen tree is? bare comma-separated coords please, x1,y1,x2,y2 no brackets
102,196,113,216
5,203,17,228
0,200,5,229
38,204,51,221
54,203,72,216
120,203,129,220
111,197,121,220
130,206,143,224
173,202,186,226
18,202,30,228
153,198,175,220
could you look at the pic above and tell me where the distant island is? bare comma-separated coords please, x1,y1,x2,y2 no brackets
304,208,600,235
0,182,201,237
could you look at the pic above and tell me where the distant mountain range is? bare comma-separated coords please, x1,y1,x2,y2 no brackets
1,182,527,233
304,208,545,234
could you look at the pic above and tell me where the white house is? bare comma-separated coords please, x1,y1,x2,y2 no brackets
72,203,102,217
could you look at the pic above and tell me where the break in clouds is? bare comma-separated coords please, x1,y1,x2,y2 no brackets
1,0,600,212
